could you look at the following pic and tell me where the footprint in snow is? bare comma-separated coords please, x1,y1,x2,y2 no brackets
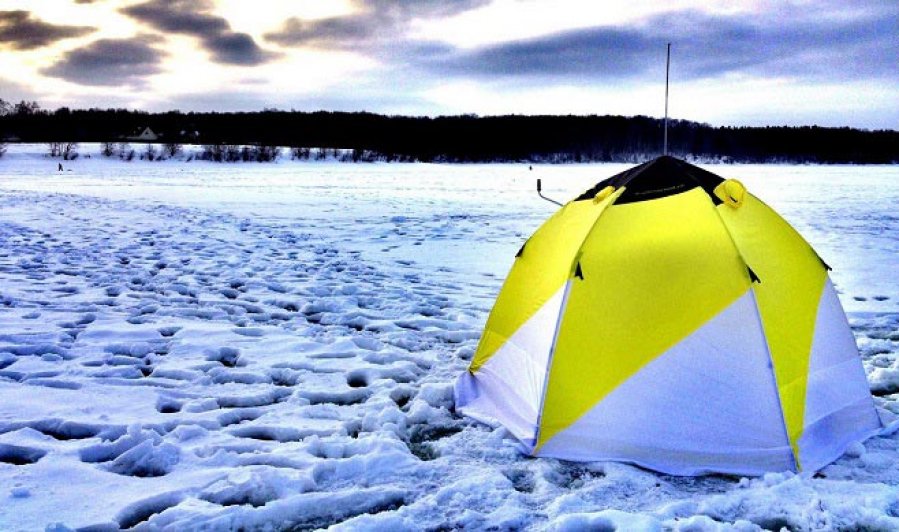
158,326,181,337
0,444,47,465
206,346,243,367
232,327,265,338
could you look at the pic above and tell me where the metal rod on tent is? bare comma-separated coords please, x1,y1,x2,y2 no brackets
536,179,562,206
664,42,670,156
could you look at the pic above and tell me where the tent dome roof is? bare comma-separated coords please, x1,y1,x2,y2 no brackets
575,155,725,205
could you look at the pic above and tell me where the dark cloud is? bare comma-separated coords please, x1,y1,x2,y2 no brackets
121,0,276,65
0,10,93,50
266,16,380,48
419,5,899,83
123,0,228,36
265,0,489,48
429,27,650,78
205,32,273,65
359,0,491,20
41,36,163,86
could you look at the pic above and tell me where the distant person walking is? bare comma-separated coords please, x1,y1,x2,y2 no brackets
58,163,63,172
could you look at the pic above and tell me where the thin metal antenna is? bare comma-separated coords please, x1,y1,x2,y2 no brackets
663,42,671,156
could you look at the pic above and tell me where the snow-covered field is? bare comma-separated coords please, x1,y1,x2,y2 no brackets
0,144,897,531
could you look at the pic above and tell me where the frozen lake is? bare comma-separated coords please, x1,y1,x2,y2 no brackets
3,145,897,312
0,145,897,530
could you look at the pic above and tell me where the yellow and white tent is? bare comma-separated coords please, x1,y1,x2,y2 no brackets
455,156,881,476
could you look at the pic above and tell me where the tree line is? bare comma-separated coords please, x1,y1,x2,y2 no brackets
0,100,895,164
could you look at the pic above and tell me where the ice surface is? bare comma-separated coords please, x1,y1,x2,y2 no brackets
0,144,897,530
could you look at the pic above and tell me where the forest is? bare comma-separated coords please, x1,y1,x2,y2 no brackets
0,100,896,163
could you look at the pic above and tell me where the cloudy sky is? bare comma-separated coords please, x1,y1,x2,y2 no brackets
0,0,896,128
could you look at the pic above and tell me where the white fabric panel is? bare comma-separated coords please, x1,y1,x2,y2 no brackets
799,278,882,471
454,284,568,448
537,290,796,476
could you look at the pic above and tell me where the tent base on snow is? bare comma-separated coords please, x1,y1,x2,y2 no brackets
455,156,882,476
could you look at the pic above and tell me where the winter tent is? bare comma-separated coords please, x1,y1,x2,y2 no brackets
455,156,882,476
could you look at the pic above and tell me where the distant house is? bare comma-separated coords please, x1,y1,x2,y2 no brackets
128,127,159,142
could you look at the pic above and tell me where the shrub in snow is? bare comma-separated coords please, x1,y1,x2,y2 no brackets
342,148,378,163
225,144,241,161
200,144,241,162
47,142,78,160
163,142,182,158
199,144,280,162
254,144,280,162
115,142,134,161
291,146,311,160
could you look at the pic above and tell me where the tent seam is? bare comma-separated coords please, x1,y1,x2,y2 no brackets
708,200,800,472
747,287,799,472
531,279,572,452
532,188,626,451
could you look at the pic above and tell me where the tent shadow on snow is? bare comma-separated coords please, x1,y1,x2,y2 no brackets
456,155,883,476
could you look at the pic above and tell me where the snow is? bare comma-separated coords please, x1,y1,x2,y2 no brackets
0,144,897,530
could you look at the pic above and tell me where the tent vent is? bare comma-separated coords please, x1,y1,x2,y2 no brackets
747,267,761,284
574,262,584,280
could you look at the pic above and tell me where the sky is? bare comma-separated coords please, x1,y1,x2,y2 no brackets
0,0,896,129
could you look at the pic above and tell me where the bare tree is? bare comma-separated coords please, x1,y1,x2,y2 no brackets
291,146,310,160
163,143,182,158
200,144,224,161
0,142,7,159
0,99,11,116
117,142,134,161
101,142,116,157
143,144,157,161
62,142,78,160
47,142,61,157
255,145,279,162
225,144,240,162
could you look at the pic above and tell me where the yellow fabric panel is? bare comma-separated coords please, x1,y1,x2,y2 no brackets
537,188,752,448
470,190,624,372
715,194,826,469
